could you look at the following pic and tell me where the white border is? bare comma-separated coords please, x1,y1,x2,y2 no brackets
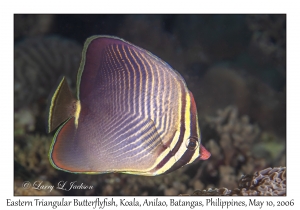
2,1,299,209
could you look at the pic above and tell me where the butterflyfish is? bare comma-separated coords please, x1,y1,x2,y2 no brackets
47,35,210,176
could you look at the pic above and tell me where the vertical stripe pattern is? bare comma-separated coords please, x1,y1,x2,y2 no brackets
49,36,204,175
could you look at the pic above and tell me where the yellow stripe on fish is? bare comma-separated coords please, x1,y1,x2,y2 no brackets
47,35,210,176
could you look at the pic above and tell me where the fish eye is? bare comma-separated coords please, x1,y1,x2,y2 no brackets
186,137,199,151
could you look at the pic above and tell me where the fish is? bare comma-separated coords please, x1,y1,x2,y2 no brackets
47,35,210,176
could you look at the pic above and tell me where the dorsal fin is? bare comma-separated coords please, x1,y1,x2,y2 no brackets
47,76,77,133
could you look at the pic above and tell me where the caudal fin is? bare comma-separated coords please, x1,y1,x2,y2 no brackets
47,76,76,133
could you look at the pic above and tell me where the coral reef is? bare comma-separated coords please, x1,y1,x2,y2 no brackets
13,104,285,196
206,105,260,166
14,104,39,135
205,106,267,188
14,36,82,109
202,106,285,190
188,167,286,196
14,134,58,178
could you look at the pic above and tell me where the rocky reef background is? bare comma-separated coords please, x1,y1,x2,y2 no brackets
14,14,286,195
